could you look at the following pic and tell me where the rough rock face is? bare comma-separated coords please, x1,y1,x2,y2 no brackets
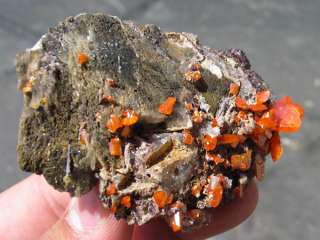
16,13,303,232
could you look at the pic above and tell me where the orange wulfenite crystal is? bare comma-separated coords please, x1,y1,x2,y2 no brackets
257,96,303,132
171,212,182,232
231,149,252,171
270,132,283,161
235,96,267,112
121,195,131,208
249,104,268,112
218,134,242,145
183,130,194,145
235,96,249,110
208,183,223,208
122,109,139,126
256,90,271,104
273,96,303,132
106,183,117,196
256,109,277,130
202,135,217,151
109,137,122,156
229,83,240,96
106,114,123,133
78,53,89,65
153,190,172,208
158,97,177,116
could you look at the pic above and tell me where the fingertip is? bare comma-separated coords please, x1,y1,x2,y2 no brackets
0,174,71,240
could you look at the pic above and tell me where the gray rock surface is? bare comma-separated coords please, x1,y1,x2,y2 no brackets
0,0,319,239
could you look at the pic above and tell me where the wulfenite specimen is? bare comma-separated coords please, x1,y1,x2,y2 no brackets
16,13,303,232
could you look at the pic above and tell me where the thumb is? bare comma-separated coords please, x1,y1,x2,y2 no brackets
42,187,133,240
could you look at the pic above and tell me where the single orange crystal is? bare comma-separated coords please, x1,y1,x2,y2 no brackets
121,109,139,126
235,96,249,110
256,90,271,104
236,96,267,112
257,109,277,130
78,53,89,65
229,83,240,96
109,137,122,156
230,149,252,171
106,114,123,133
270,132,283,161
121,195,131,208
202,135,217,151
218,134,242,145
208,183,223,208
170,212,182,232
192,110,204,124
158,97,177,115
183,130,194,145
153,190,171,208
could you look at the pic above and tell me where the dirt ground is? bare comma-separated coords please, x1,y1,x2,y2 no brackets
0,0,319,239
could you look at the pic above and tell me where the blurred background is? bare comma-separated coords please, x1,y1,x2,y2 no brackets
0,0,319,239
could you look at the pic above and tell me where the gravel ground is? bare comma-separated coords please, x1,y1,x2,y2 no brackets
0,0,319,239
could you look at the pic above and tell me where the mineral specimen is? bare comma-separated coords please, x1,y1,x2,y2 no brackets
16,13,303,232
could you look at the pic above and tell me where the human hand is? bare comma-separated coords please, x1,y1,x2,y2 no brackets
0,175,258,240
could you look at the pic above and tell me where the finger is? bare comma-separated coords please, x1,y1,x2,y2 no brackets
132,180,258,240
42,187,133,240
0,174,71,240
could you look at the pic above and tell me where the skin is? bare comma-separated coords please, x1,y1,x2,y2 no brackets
0,175,258,240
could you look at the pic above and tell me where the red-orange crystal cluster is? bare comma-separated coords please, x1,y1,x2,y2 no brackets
105,109,140,157
102,78,303,233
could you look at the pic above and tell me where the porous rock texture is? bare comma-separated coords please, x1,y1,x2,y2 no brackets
16,13,302,232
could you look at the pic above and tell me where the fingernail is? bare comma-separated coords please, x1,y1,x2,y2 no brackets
65,188,109,232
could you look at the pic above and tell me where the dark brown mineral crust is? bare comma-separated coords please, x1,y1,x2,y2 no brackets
16,13,303,232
